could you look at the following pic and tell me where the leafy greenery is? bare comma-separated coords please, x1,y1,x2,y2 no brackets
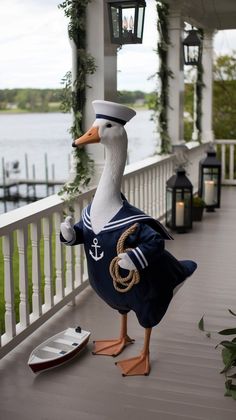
117,90,147,105
193,195,205,208
0,88,62,113
185,52,236,141
199,310,236,400
195,29,204,140
154,1,172,154
213,52,236,139
58,0,96,201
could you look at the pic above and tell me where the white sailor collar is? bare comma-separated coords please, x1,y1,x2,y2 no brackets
81,199,173,239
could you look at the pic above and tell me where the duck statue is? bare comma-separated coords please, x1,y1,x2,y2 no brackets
60,100,197,376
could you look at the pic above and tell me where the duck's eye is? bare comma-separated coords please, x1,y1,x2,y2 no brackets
106,123,112,128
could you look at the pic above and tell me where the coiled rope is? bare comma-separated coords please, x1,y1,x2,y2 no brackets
109,223,140,293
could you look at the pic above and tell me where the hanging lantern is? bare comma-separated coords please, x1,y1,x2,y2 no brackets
183,28,202,66
199,146,221,212
166,168,193,233
107,0,146,45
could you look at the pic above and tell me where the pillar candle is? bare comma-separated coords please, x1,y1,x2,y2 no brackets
204,180,214,205
176,201,184,226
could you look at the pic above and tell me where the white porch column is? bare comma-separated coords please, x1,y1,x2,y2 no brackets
69,1,117,187
201,30,214,143
85,0,117,186
167,8,184,146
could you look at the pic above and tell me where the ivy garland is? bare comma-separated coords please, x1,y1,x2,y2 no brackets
155,1,172,154
155,3,204,147
58,0,96,201
195,29,204,141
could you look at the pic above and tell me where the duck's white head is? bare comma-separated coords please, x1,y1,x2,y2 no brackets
72,100,136,149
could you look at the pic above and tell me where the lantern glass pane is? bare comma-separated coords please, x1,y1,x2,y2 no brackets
111,6,120,39
184,45,199,65
166,188,172,226
122,7,135,40
137,7,144,37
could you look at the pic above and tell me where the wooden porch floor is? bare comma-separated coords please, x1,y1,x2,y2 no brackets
0,187,236,420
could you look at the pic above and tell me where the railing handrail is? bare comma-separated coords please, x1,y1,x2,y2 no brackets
215,139,236,144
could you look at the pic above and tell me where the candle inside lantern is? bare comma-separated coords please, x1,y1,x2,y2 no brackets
204,180,214,205
129,16,134,32
123,16,128,31
176,201,184,226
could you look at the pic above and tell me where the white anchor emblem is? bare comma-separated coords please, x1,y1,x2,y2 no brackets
89,238,104,261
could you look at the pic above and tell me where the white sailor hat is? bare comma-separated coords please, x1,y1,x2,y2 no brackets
92,100,136,126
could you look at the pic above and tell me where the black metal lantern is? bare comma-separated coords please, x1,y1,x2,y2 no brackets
107,0,146,45
183,28,202,66
199,147,221,211
166,168,193,232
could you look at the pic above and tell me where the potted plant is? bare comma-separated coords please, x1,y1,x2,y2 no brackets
192,195,205,221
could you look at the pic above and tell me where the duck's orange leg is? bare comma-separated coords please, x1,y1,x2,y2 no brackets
92,314,134,357
115,327,152,376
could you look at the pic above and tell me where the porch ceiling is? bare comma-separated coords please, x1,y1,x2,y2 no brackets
165,0,236,30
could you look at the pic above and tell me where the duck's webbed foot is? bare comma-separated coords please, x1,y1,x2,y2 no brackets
92,335,134,357
115,327,152,376
115,351,150,376
92,313,134,357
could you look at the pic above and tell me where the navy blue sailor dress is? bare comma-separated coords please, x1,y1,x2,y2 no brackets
60,199,197,328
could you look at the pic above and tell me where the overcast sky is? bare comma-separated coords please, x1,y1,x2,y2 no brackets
0,0,236,92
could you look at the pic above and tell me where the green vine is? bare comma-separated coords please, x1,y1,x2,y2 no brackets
155,1,172,154
58,0,96,202
195,29,204,140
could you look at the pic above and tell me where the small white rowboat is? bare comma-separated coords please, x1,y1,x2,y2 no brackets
28,326,91,373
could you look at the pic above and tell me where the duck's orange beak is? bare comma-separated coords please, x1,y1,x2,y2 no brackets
72,126,100,147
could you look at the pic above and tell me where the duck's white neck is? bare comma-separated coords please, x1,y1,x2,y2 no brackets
90,132,127,234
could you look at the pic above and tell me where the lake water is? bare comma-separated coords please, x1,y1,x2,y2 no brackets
0,110,159,214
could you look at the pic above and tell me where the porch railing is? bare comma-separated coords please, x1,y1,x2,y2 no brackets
0,143,206,359
215,140,236,185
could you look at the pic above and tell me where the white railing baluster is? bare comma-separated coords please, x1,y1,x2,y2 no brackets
146,169,150,215
222,144,226,181
130,176,135,205
215,140,236,185
140,172,144,211
17,227,29,328
43,216,53,309
143,171,148,213
66,245,75,293
160,166,164,217
31,222,42,318
229,144,234,182
3,233,16,339
156,166,161,217
54,212,65,300
134,174,138,208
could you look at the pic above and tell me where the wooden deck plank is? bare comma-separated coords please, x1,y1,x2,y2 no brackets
0,186,236,419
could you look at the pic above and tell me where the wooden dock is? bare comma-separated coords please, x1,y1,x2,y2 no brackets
0,178,65,201
1,154,66,211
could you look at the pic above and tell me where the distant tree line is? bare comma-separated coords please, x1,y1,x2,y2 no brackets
184,53,236,140
0,88,62,112
0,88,154,113
117,90,152,105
